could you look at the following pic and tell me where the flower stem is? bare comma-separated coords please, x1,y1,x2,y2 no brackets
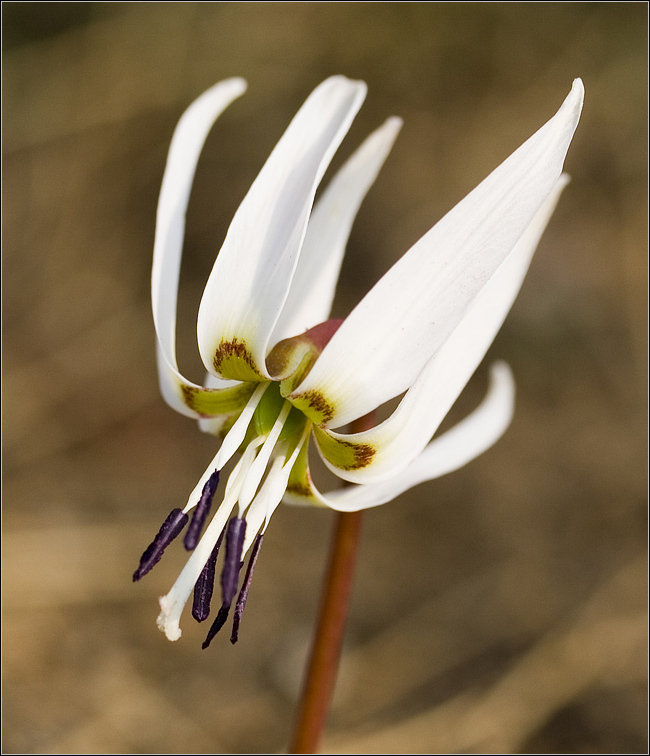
288,413,374,754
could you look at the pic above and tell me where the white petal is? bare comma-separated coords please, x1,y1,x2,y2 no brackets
270,117,403,343
284,360,515,511
325,360,515,510
197,77,367,382
289,80,583,428
314,175,569,483
151,78,248,417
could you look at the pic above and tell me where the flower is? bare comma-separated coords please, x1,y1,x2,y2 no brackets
134,76,583,647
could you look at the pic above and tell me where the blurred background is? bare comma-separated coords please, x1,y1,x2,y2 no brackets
3,3,647,753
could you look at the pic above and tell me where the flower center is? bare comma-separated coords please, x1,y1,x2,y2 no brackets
136,379,312,645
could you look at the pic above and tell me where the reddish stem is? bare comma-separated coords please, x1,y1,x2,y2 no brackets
288,412,374,754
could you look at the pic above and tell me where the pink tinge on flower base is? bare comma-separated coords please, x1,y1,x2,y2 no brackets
134,75,584,647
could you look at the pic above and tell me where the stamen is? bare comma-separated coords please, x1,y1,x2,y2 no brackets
181,391,265,518
221,517,247,605
240,453,285,553
230,533,264,644
133,508,188,581
202,602,230,649
191,528,224,622
156,442,264,641
214,382,269,470
238,400,292,510
184,470,220,550
241,426,311,556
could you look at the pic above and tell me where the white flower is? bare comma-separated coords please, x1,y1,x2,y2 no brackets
134,76,583,646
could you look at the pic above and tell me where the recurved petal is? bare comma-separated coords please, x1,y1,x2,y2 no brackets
197,372,247,433
270,116,403,344
289,80,583,428
283,361,515,511
197,77,367,383
312,175,569,483
151,78,248,417
157,345,256,418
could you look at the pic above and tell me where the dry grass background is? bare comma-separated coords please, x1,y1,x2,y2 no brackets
2,3,647,754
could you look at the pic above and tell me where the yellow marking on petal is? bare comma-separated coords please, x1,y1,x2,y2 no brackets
313,426,376,471
180,381,256,415
213,338,264,382
287,389,336,426
285,439,325,507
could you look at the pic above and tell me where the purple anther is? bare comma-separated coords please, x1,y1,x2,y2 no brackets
231,534,264,644
220,517,247,606
202,603,230,650
133,508,188,581
184,470,220,551
191,529,225,622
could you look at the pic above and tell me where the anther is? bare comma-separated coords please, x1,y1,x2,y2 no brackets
133,508,188,581
202,603,230,649
231,533,264,644
191,528,224,622
184,470,220,550
221,517,247,605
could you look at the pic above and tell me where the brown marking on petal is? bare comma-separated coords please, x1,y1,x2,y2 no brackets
353,442,375,468
312,425,377,471
333,438,376,469
180,384,200,411
213,339,256,372
213,339,263,382
285,481,314,498
293,389,336,426
285,480,327,508
180,384,214,415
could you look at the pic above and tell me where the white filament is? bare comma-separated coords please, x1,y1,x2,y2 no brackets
157,437,264,641
241,426,311,555
237,401,292,512
182,383,268,513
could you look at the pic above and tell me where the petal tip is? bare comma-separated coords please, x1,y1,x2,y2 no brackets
565,78,585,117
325,75,368,101
211,77,248,98
489,359,515,388
487,360,516,423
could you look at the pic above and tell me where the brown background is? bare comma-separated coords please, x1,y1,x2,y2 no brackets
3,3,647,753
